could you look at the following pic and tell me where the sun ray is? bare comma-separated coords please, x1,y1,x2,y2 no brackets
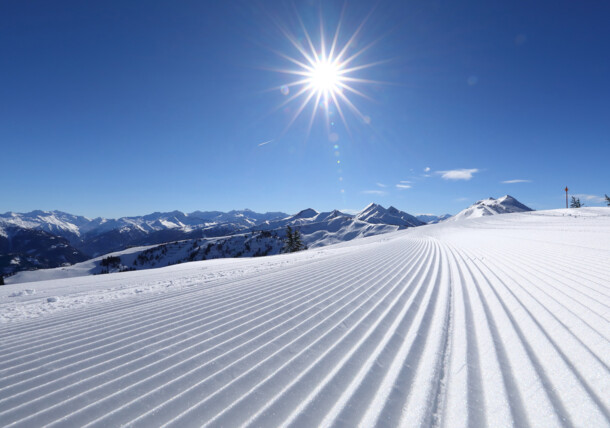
339,76,391,85
258,78,312,95
330,91,353,137
339,59,393,75
319,10,326,62
305,91,323,139
267,68,313,77
272,85,312,113
333,6,376,64
282,89,317,135
273,14,317,67
268,49,314,72
338,41,379,69
294,5,320,64
337,82,375,102
336,89,368,122
336,29,392,69
328,2,347,60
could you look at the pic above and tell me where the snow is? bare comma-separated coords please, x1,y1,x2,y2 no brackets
7,289,35,298
0,209,290,244
5,245,157,284
356,203,424,227
448,194,532,222
416,213,452,224
0,207,608,427
0,211,84,237
5,219,396,285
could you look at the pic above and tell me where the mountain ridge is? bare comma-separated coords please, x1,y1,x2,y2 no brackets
1,204,421,279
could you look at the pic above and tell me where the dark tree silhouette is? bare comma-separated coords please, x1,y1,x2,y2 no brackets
284,225,295,253
284,225,306,253
570,196,582,208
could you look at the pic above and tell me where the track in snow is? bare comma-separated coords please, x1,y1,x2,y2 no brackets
1,208,609,427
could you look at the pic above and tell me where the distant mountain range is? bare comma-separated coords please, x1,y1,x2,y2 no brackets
1,204,425,278
0,209,286,276
415,214,452,224
1,196,533,281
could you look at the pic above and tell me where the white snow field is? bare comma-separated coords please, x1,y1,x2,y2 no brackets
1,208,609,427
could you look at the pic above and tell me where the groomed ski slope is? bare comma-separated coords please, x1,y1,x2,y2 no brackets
1,208,609,427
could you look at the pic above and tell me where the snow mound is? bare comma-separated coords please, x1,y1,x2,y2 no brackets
8,289,35,297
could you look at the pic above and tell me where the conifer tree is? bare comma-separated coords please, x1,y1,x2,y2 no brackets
284,225,295,253
570,196,582,208
292,227,306,252
605,194,610,207
284,225,307,253
0,275,4,286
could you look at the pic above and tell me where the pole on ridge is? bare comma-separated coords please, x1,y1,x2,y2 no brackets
565,186,569,208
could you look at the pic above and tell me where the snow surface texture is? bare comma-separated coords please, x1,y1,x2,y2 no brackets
0,208,609,427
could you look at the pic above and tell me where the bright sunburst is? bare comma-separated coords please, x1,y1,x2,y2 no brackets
268,6,384,136
309,59,342,94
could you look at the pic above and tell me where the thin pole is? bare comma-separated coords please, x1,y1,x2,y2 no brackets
565,186,569,208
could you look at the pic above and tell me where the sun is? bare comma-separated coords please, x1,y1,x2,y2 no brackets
308,59,343,95
267,6,384,136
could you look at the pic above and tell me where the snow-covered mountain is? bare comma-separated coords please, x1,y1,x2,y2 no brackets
355,203,424,227
4,204,420,281
447,195,532,222
0,225,89,275
0,209,289,276
0,209,289,257
0,209,288,239
416,213,452,224
257,208,352,230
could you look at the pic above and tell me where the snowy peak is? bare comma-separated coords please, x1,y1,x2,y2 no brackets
0,210,90,238
356,203,424,228
316,209,351,222
359,203,383,216
291,208,319,219
449,195,533,221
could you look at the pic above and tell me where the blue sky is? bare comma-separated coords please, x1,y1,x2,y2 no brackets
1,0,609,218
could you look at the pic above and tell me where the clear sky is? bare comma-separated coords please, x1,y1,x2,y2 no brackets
1,0,609,218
